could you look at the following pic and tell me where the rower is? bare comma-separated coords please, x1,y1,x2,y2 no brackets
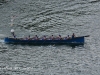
51,35,54,40
58,35,62,40
28,35,30,39
35,35,39,40
11,29,16,38
67,35,70,39
43,35,47,40
72,33,75,38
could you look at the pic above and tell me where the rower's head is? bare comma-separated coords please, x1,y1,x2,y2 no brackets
35,35,38,37
59,35,61,37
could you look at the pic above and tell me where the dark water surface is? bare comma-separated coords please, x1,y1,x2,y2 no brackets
0,0,100,75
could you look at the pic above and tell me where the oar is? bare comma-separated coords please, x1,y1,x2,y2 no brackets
78,35,90,38
84,35,90,37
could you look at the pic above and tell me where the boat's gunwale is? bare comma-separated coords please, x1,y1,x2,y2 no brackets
5,36,84,41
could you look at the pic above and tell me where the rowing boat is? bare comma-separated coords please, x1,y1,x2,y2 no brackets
4,35,89,46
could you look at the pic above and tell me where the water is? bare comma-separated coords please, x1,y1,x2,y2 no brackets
0,0,100,75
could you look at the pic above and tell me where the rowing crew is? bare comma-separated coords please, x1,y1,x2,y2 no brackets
23,33,75,40
10,29,75,40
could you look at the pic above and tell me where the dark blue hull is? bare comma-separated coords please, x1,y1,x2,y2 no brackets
4,36,85,46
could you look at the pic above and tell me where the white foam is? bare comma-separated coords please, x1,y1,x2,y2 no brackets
0,39,4,43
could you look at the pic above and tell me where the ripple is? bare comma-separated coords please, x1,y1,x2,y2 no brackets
0,0,100,75
0,49,8,53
